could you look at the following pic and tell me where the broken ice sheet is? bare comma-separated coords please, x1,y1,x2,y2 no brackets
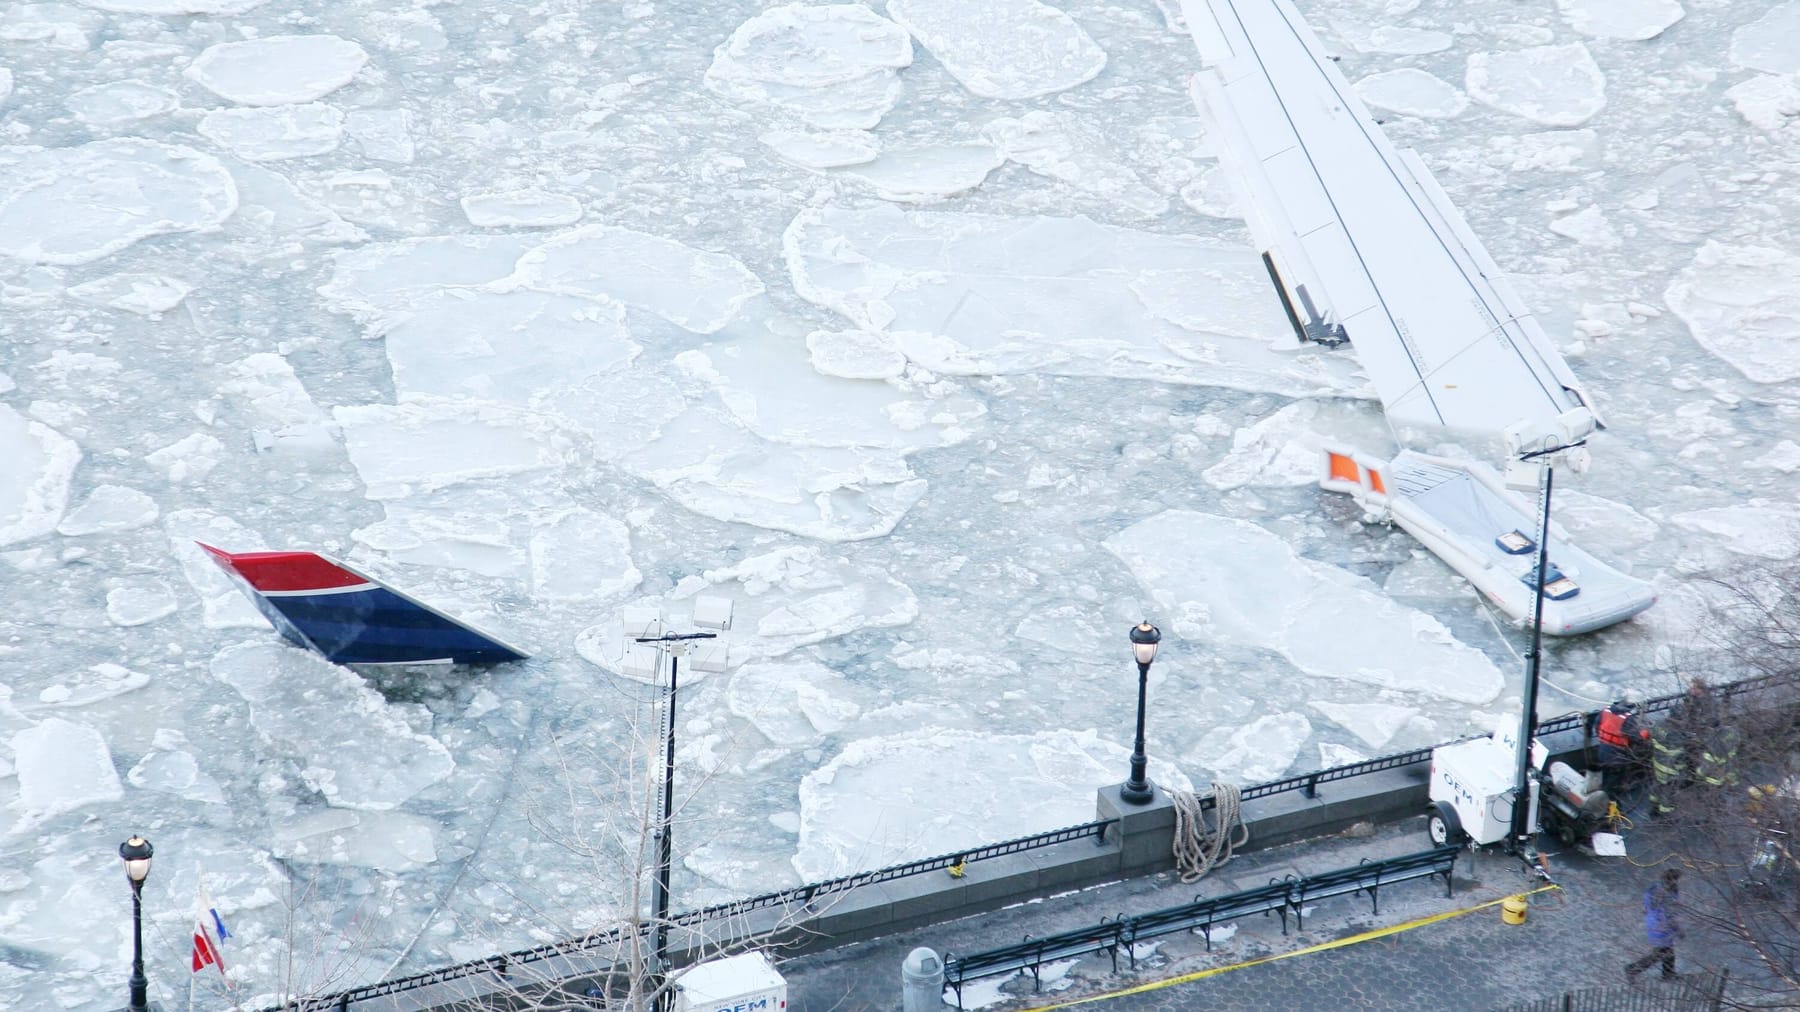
793,728,1190,879
887,0,1105,100
0,140,237,265
211,642,454,811
575,545,920,679
57,483,158,536
1665,241,1800,384
67,272,190,315
197,104,344,161
460,189,584,228
0,405,79,546
1465,43,1608,127
1105,510,1504,704
65,80,178,126
727,658,863,745
785,205,1364,397
704,3,912,130
1309,700,1418,750
186,35,368,105
127,729,227,805
1186,712,1311,783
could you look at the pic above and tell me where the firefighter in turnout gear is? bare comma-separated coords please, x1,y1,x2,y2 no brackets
1596,699,1651,800
1650,679,1728,816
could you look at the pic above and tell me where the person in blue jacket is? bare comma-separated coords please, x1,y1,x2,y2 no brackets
1626,868,1683,979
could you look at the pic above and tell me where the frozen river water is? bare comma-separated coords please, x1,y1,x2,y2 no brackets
2,0,1798,1006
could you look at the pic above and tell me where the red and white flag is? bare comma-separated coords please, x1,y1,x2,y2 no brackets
190,876,229,980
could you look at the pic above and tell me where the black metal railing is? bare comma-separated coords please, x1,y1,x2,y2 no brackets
267,672,1794,1010
942,845,1459,1009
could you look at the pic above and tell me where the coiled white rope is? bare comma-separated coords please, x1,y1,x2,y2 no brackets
1172,782,1249,884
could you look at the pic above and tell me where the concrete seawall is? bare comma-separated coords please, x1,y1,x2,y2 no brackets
340,724,1592,1010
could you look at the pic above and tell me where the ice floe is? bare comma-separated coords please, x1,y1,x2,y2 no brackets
510,225,765,333
1466,43,1606,126
1665,242,1800,384
1186,712,1311,783
1310,700,1418,750
577,546,919,679
186,35,368,105
345,108,415,163
211,642,454,811
197,104,344,161
0,405,78,547
705,4,912,131
145,432,225,483
806,329,908,380
0,140,236,265
793,728,1191,879
1555,0,1684,40
832,144,1004,202
1336,22,1452,55
460,189,584,228
1353,68,1468,119
24,662,149,710
66,80,178,126
759,129,880,169
985,112,1169,216
217,352,334,449
272,808,439,872
727,658,862,745
1729,1,1800,75
1105,511,1504,703
1548,205,1621,249
78,0,267,12
886,0,1105,99
67,272,190,315
1725,74,1800,133
529,509,640,601
1671,503,1800,560
57,484,158,536
13,717,122,819
126,729,226,805
227,161,366,243
106,579,177,626
333,398,578,499
784,205,1364,397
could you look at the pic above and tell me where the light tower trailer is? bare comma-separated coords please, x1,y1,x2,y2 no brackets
1428,716,1545,849
671,951,787,1012
1427,716,1623,854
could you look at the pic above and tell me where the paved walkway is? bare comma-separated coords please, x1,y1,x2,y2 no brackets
780,816,1767,1011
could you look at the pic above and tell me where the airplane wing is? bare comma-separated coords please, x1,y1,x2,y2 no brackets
197,543,529,666
1182,0,1599,446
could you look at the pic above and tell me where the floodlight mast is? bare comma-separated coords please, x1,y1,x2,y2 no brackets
628,596,730,1007
634,630,715,992
1507,434,1589,858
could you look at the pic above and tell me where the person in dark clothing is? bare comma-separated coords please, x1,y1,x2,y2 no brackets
1596,699,1651,799
1652,679,1717,815
1626,868,1683,979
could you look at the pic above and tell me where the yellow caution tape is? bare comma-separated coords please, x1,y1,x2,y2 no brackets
1016,884,1561,1010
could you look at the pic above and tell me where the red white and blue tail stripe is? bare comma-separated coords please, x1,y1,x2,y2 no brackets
197,543,529,666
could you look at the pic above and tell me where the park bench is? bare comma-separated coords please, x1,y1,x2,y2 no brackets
1285,844,1458,931
942,919,1124,1009
1122,879,1298,954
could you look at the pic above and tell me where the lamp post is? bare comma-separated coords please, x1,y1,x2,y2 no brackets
119,835,153,1012
1120,621,1162,804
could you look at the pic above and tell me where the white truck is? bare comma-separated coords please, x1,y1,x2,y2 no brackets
671,951,787,1012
